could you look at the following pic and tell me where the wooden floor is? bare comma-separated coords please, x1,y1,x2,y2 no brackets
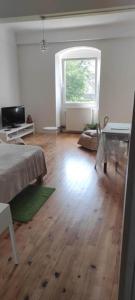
0,133,126,300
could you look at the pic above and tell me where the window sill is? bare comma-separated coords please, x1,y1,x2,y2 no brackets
64,103,98,109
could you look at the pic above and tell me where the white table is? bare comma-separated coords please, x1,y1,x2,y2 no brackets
96,122,131,173
0,203,18,264
102,122,131,135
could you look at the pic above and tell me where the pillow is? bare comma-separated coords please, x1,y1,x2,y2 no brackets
78,132,98,150
84,129,97,137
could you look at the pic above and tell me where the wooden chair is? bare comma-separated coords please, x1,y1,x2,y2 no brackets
95,116,109,171
95,116,128,173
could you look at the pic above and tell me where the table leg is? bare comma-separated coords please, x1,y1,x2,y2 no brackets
104,161,107,174
37,174,43,184
9,222,19,265
115,161,119,172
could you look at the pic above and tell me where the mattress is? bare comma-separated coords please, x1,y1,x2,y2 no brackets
0,143,47,203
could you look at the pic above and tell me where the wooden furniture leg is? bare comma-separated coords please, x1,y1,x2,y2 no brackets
104,161,107,174
115,161,119,172
37,174,43,184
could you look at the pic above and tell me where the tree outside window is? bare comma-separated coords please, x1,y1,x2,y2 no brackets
63,58,97,103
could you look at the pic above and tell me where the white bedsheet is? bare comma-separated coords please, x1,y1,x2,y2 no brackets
0,144,47,203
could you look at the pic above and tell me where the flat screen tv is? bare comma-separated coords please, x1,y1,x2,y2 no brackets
1,106,25,128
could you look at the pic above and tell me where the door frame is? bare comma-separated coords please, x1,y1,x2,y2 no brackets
118,95,135,300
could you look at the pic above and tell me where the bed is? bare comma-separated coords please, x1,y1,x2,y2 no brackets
0,143,47,203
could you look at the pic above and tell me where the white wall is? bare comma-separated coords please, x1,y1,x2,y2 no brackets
18,33,135,131
55,53,62,127
18,44,56,130
99,38,135,124
0,27,20,107
0,26,20,126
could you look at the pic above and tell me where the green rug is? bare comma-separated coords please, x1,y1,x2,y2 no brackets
10,185,55,223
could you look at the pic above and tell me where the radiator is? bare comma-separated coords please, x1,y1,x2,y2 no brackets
65,107,98,131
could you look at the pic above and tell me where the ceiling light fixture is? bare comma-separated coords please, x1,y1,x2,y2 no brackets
40,16,48,53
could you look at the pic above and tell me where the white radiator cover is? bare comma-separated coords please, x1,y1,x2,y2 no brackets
65,107,98,131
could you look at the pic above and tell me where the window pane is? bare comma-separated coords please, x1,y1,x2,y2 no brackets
64,59,96,103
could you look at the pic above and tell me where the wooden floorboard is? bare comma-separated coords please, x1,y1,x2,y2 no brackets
0,133,125,300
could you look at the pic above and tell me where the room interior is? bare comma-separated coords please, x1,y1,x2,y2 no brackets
0,10,134,130
0,6,135,300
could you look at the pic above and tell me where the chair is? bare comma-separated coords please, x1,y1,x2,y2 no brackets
103,115,109,127
95,116,109,171
95,116,128,173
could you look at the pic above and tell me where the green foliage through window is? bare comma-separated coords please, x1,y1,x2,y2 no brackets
64,59,96,103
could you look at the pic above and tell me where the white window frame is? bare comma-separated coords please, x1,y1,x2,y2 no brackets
62,57,98,108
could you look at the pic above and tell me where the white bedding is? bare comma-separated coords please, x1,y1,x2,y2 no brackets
0,144,47,203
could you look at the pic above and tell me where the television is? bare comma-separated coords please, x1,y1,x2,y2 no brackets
1,106,25,128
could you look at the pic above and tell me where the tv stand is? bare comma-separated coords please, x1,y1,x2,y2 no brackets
11,124,21,129
0,123,35,142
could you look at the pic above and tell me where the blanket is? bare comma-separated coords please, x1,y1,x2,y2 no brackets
0,144,47,203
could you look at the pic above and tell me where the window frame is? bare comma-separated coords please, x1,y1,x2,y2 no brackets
62,57,98,108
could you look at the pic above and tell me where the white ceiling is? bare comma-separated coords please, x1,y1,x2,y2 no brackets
6,10,135,32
